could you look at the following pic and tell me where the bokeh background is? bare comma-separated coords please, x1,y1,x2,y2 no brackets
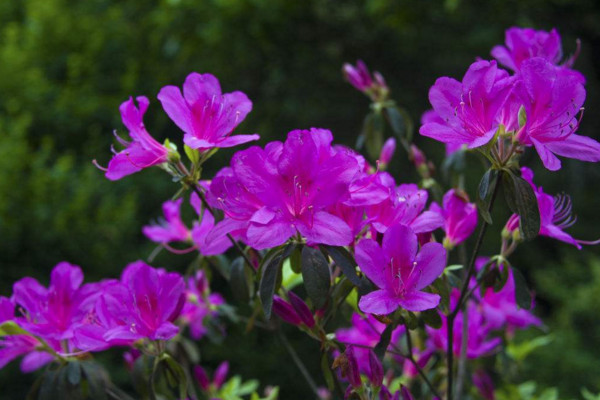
1,0,600,398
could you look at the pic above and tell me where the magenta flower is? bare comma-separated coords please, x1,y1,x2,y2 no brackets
158,72,258,150
491,27,562,72
430,189,478,248
379,138,396,168
426,290,501,359
189,192,232,256
421,110,464,156
100,96,169,180
419,60,515,149
194,361,229,392
512,58,600,170
367,182,444,235
143,198,190,244
343,60,387,94
208,128,360,249
179,271,224,340
356,224,446,314
101,261,185,343
505,167,597,248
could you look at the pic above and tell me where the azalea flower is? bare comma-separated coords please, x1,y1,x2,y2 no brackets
379,137,396,168
179,271,224,340
491,27,563,72
430,189,478,248
208,128,360,249
419,60,515,149
512,58,600,170
101,261,185,343
158,72,258,150
189,192,232,255
356,223,446,314
99,96,169,180
505,167,598,248
343,60,387,96
143,198,190,244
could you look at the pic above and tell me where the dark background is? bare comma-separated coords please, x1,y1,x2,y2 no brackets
1,0,600,398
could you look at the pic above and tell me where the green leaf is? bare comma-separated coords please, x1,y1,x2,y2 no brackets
477,169,499,224
230,257,251,303
507,335,553,362
163,355,188,400
301,247,331,309
518,105,527,128
0,320,29,336
363,111,385,161
502,171,518,214
66,361,82,386
321,245,367,291
512,267,532,310
184,144,200,165
80,361,109,400
289,244,303,274
374,323,394,358
431,277,450,313
513,174,540,241
237,379,259,396
421,308,442,329
383,105,414,142
259,249,285,319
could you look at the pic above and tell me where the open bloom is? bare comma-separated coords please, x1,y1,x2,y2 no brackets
101,261,185,343
512,58,600,170
430,189,478,248
356,223,446,314
189,192,232,255
208,128,360,249
143,198,190,244
505,167,596,249
491,27,563,72
419,60,515,149
101,96,169,180
158,72,258,150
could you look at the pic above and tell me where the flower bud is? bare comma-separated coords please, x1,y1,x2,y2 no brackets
346,346,362,389
379,138,396,168
400,386,414,400
193,365,210,391
288,291,315,328
473,370,495,400
213,361,229,389
343,60,373,92
272,296,303,326
367,350,383,387
409,144,426,168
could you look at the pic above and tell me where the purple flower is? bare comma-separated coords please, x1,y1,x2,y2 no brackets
99,96,169,181
158,72,258,150
512,58,600,170
505,167,597,248
101,261,185,343
179,271,224,340
343,60,387,95
367,182,444,235
421,110,464,156
426,290,501,359
356,224,446,314
194,361,229,392
272,296,303,326
419,60,515,149
208,128,360,249
430,189,478,248
491,27,562,72
143,198,190,244
189,192,232,255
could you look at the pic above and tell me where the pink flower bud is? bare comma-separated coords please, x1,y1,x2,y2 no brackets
272,296,303,326
213,361,229,389
346,346,362,389
288,291,315,328
379,138,396,166
367,350,383,387
473,370,495,400
194,366,210,391
343,60,373,92
401,386,414,400
410,144,426,167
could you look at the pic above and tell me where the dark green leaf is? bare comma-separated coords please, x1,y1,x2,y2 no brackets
383,105,414,142
432,277,450,313
164,356,188,400
321,245,364,289
39,370,60,400
230,257,251,303
477,169,499,224
421,308,442,329
363,111,385,161
374,323,394,358
512,267,532,310
259,249,284,319
502,172,518,214
404,311,419,330
301,246,331,309
290,244,303,274
513,175,540,241
66,361,82,386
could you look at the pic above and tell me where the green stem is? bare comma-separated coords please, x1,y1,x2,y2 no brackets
277,331,320,397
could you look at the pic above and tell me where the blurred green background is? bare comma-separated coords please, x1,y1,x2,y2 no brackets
1,0,600,398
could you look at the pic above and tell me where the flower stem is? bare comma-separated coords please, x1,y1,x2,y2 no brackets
446,171,502,400
277,331,321,398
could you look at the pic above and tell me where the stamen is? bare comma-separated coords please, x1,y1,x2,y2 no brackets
92,159,108,172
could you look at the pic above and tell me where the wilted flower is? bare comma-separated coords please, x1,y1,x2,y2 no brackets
158,72,258,150
97,96,168,180
356,223,446,314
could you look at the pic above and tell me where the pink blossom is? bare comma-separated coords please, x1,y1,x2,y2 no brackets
356,224,446,314
189,192,232,255
419,60,515,149
101,96,169,180
179,271,224,340
379,138,396,167
513,58,599,170
491,27,563,72
430,189,478,248
208,128,360,249
158,72,258,150
343,60,388,94
143,198,190,244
